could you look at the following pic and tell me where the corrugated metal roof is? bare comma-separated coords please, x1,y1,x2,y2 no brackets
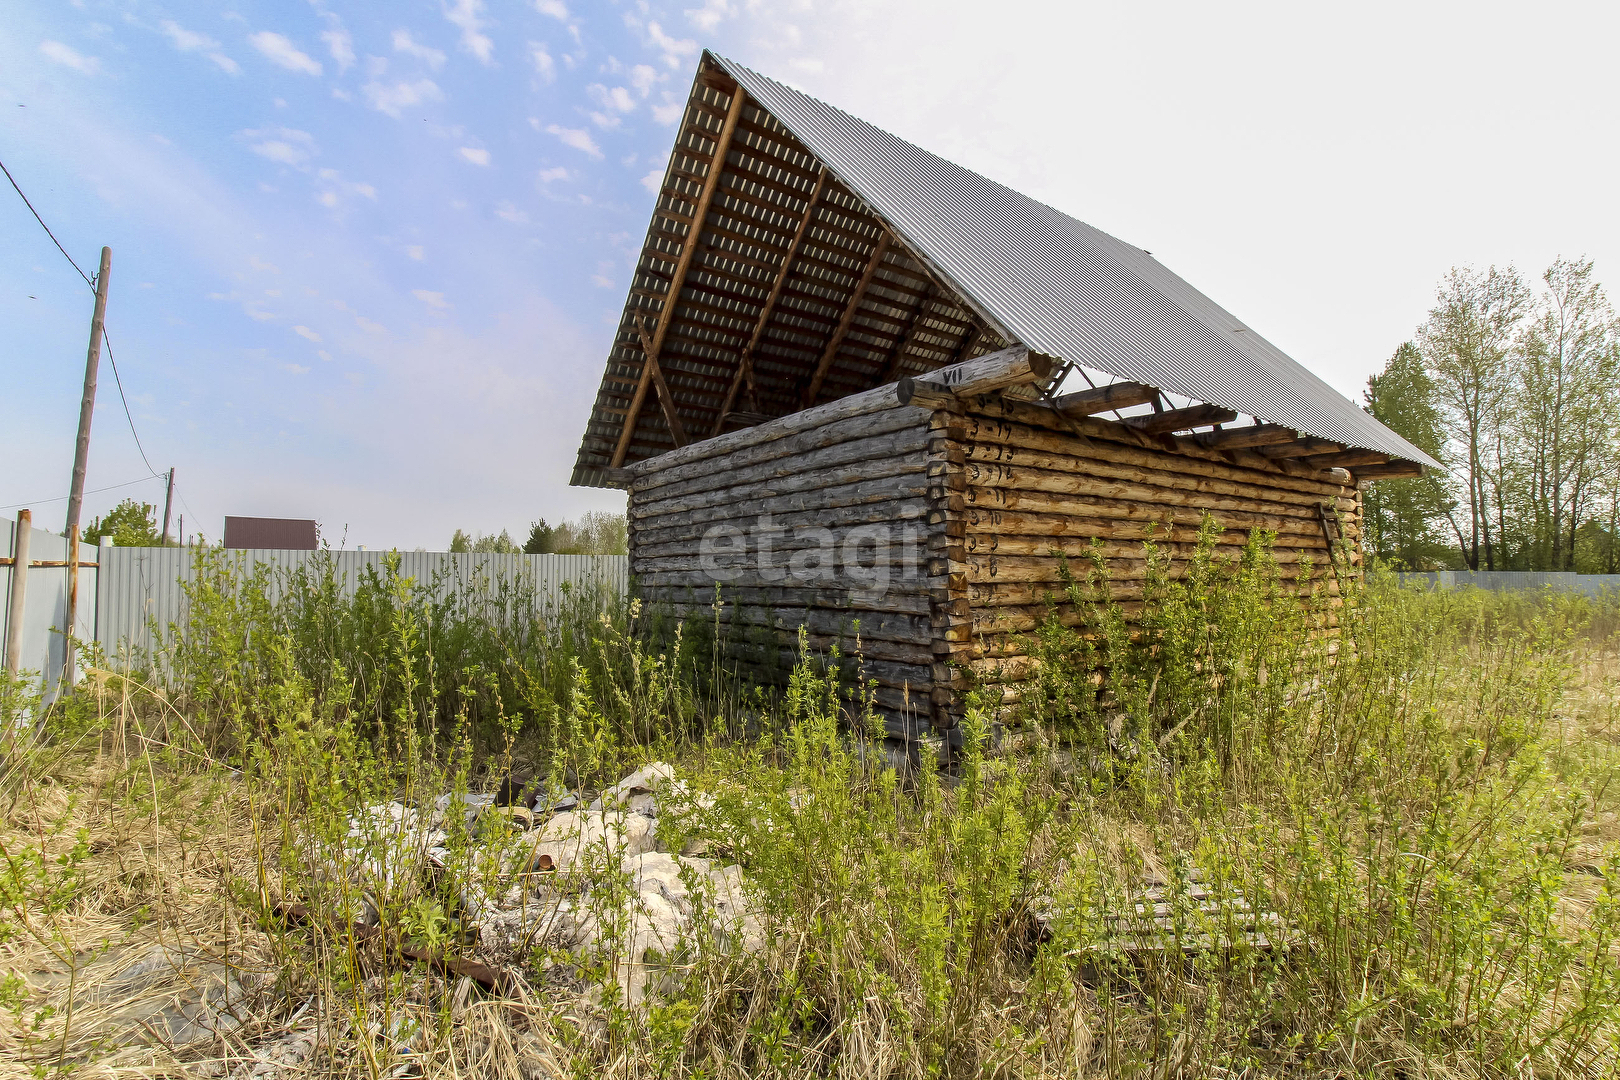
710,53,1441,470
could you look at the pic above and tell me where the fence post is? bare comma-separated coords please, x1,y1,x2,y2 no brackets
4,510,31,678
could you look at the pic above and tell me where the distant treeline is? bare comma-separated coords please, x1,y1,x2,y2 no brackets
448,510,627,556
1364,257,1620,572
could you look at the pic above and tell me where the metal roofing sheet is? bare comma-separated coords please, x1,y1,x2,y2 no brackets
711,53,1440,469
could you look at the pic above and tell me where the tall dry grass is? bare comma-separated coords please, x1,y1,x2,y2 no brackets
1,537,1618,1078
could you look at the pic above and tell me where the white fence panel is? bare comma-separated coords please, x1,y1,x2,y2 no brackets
95,547,628,664
2,518,97,696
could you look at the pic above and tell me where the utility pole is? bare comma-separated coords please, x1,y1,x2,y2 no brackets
161,467,175,544
62,246,110,688
65,247,111,542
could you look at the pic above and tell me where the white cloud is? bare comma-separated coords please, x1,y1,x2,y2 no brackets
684,0,733,32
406,245,425,261
652,95,684,125
318,190,339,208
545,124,602,158
591,274,614,287
284,363,311,375
242,126,316,167
537,166,568,183
535,0,568,18
528,42,555,82
294,325,322,342
39,41,99,74
790,57,825,74
589,83,636,113
495,201,529,224
356,315,387,333
640,168,664,194
646,22,697,68
210,52,241,74
362,79,444,117
161,20,217,52
318,350,334,362
413,289,450,309
249,256,280,274
442,0,494,65
321,16,355,72
249,32,322,76
393,29,446,69
459,146,491,166
629,64,657,96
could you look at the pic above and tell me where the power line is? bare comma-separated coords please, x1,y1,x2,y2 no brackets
0,155,93,288
0,474,168,512
1,155,165,483
101,328,162,478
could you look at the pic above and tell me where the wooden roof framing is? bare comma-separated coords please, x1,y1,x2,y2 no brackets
570,55,1432,489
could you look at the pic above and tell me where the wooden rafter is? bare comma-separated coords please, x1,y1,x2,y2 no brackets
1195,423,1295,450
801,229,892,408
1257,436,1344,459
634,317,689,448
1053,381,1157,417
712,164,829,435
1124,403,1238,435
875,280,936,386
610,83,747,468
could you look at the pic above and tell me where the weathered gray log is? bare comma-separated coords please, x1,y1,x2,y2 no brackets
626,383,904,476
631,406,923,495
631,458,928,519
896,345,1047,407
959,504,1340,542
633,498,931,546
1194,424,1296,450
638,584,932,615
1258,437,1345,459
632,427,929,504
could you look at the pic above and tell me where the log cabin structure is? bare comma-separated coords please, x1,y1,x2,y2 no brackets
571,53,1441,742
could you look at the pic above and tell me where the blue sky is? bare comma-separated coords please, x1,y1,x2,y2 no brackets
4,1,1616,550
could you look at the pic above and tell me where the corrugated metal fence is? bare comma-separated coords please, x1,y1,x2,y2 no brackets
94,547,628,663
1399,571,1620,598
2,518,98,697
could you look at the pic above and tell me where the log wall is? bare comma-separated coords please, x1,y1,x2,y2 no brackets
626,380,1364,743
626,384,940,738
941,392,1360,726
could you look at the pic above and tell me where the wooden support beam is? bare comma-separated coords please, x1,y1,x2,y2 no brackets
1312,448,1391,469
802,229,892,408
897,346,1046,407
1052,381,1157,417
713,164,829,435
1124,403,1238,435
1351,461,1425,481
1257,436,1345,459
634,318,689,448
1194,423,1296,450
611,85,747,467
875,280,936,386
598,467,635,489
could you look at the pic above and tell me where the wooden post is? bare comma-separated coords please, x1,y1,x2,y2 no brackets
63,523,81,687
161,467,175,544
65,247,111,545
4,510,30,679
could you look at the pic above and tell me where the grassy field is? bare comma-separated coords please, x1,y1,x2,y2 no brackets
2,543,1618,1079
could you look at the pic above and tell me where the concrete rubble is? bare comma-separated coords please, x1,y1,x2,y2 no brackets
310,761,761,1011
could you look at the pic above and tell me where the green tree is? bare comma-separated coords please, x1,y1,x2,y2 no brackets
82,499,164,547
1363,343,1456,568
448,529,521,554
523,519,555,554
1416,265,1531,570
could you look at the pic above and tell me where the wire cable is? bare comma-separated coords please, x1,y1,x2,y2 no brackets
2,156,165,483
0,474,168,512
0,155,94,288
100,329,163,478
